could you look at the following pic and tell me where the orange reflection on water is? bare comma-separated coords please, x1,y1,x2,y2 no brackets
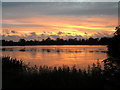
1,45,108,69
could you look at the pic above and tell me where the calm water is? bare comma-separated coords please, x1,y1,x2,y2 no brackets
1,45,108,69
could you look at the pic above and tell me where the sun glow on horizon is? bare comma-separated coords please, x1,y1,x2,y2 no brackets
3,16,117,36
2,2,117,41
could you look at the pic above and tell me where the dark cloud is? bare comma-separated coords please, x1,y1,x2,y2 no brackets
30,32,36,36
3,29,18,35
3,24,46,27
50,35,59,39
11,30,17,33
2,31,114,41
2,35,22,41
57,31,65,35
2,2,117,20
91,32,114,38
25,32,39,40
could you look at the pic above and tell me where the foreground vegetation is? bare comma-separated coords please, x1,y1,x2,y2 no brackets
2,56,120,89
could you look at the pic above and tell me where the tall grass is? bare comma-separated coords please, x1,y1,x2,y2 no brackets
2,56,120,89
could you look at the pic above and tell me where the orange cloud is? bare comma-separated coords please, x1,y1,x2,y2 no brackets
2,15,117,38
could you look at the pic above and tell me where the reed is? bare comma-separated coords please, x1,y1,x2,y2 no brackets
2,56,120,89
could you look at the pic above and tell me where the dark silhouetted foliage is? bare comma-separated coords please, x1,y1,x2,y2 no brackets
1,37,111,46
2,57,104,89
2,56,120,89
107,26,120,58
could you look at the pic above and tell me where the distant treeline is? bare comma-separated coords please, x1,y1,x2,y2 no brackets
1,37,112,46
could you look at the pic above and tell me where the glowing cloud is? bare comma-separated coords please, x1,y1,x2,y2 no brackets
2,2,118,41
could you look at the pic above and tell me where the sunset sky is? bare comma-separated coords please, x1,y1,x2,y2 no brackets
2,2,118,41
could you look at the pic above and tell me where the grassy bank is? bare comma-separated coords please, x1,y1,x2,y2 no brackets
2,57,120,89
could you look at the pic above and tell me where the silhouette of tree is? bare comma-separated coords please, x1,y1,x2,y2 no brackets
99,37,110,45
114,25,120,36
1,36,111,46
55,38,64,45
18,39,26,46
108,25,120,57
46,37,51,41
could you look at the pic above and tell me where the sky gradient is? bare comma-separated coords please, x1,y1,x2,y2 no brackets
2,2,118,41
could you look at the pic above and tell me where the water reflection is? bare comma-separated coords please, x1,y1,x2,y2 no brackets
1,45,108,69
